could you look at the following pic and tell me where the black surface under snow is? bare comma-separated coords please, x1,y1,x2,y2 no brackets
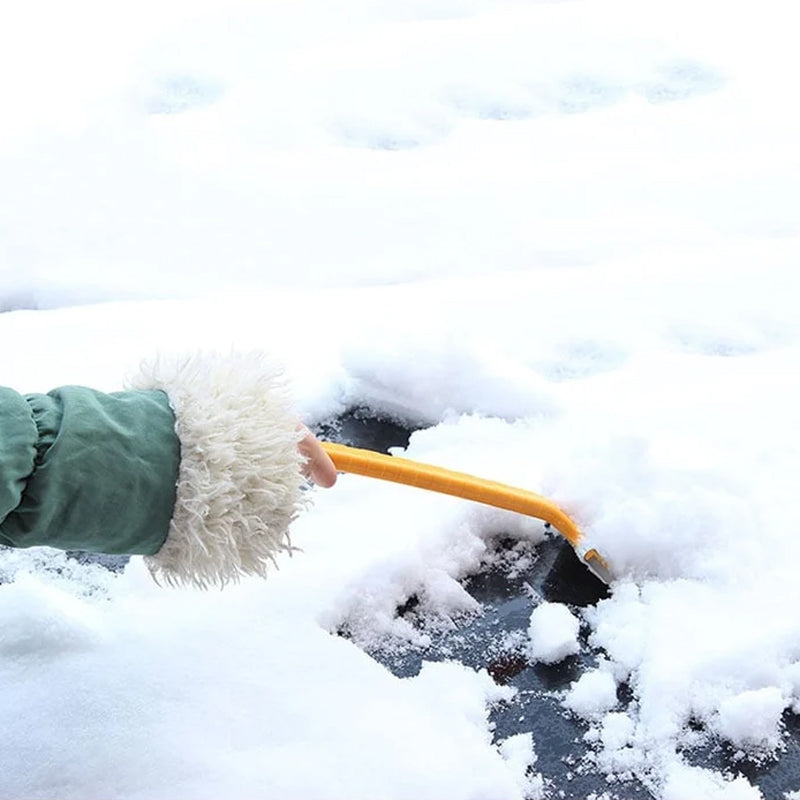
319,408,800,800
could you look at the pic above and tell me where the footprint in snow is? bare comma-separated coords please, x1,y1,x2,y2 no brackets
552,74,627,115
639,59,726,104
535,339,629,382
442,58,722,125
670,321,790,358
143,75,224,115
333,112,452,151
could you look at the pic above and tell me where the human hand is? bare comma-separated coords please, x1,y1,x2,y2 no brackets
298,426,338,488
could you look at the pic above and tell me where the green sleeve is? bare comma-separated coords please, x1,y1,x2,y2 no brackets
0,385,180,556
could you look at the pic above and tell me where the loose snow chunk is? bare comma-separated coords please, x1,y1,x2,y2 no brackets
527,602,580,664
564,669,618,719
600,711,635,751
716,687,786,752
0,574,104,658
498,733,546,800
662,763,763,800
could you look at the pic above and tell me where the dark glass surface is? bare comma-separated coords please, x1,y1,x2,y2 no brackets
320,409,800,800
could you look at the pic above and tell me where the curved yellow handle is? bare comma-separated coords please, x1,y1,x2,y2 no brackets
321,441,582,548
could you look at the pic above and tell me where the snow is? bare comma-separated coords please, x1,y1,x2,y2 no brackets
716,688,786,753
661,764,765,800
600,711,636,753
564,668,619,720
2,0,800,797
527,602,581,665
499,733,546,800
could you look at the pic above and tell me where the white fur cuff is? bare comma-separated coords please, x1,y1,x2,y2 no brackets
130,352,306,589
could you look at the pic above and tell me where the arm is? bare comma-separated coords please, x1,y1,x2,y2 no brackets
0,352,334,589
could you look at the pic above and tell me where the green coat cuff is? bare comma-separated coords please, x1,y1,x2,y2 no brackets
0,386,180,556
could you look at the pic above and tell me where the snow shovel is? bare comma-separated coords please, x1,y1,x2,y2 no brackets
321,442,611,584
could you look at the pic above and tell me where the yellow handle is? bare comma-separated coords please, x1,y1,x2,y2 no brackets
321,441,582,548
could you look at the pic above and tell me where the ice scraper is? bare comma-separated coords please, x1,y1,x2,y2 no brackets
321,442,611,584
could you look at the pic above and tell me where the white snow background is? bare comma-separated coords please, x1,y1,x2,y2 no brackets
2,0,800,797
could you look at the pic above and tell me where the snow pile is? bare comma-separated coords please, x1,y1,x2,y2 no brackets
526,602,581,665
716,688,786,753
564,669,619,719
499,733,547,800
586,577,800,795
0,574,105,659
0,562,525,800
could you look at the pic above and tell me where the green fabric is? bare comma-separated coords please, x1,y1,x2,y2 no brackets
0,386,180,555
0,387,38,525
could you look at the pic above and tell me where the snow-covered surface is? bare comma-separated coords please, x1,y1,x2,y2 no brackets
2,0,800,797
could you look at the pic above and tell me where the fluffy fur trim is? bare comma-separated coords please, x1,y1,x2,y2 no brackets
129,352,307,589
